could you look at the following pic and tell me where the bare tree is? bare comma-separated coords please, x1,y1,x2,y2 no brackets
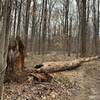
68,16,72,56
0,0,12,99
0,0,2,20
47,0,57,52
92,0,99,55
41,0,47,55
13,0,17,36
80,0,87,57
38,0,45,54
24,0,31,50
64,0,69,55
76,0,87,57
30,0,37,51
16,0,23,35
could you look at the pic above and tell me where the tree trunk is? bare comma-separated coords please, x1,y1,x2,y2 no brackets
80,0,87,57
42,0,47,55
68,16,72,56
16,0,23,35
30,0,36,51
93,0,98,55
24,0,31,50
64,0,69,55
0,0,11,99
97,0,99,54
0,0,2,20
13,0,17,36
38,0,45,54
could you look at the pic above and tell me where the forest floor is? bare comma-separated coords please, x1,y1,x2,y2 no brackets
3,53,100,100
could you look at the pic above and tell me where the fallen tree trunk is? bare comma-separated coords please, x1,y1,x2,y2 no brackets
24,56,99,83
35,60,81,73
34,56,99,73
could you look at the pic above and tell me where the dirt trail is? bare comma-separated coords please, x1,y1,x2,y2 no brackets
72,60,100,100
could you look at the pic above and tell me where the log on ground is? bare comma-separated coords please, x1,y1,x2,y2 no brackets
34,56,100,73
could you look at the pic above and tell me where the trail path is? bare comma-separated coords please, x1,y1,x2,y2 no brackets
71,60,100,100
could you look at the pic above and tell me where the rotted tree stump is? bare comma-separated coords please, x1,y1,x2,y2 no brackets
4,35,52,83
5,35,25,83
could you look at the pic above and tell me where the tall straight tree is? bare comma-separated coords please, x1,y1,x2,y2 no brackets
16,0,23,35
30,0,37,51
68,16,72,56
64,0,69,55
97,0,99,54
0,0,12,99
38,0,45,54
76,0,87,57
47,0,57,52
42,0,47,55
24,0,31,50
13,0,17,36
80,0,87,57
0,0,2,20
97,0,99,36
76,0,86,57
87,0,90,22
92,0,99,55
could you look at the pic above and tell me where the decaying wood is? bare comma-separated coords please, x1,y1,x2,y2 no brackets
5,35,25,82
34,56,99,74
8,68,53,83
29,72,52,82
15,35,25,73
24,56,99,83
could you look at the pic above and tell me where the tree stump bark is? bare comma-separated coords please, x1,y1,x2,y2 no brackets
5,36,25,83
